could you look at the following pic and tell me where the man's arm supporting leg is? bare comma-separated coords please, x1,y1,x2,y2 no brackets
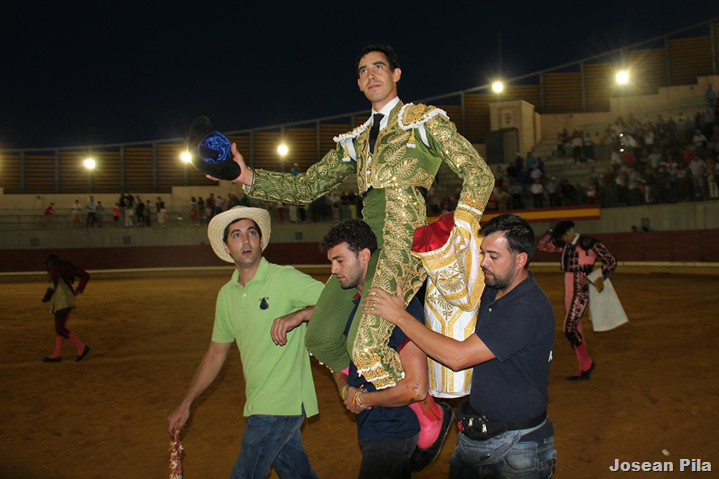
304,276,357,372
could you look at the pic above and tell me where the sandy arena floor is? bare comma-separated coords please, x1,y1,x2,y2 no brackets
1,271,717,478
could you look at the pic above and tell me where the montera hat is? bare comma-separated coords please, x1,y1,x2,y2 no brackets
187,115,242,181
208,206,272,263
552,220,575,239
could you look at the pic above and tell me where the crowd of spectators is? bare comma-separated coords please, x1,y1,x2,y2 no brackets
34,90,719,227
487,90,719,211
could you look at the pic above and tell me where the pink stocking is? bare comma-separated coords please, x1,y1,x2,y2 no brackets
67,332,85,355
50,335,65,358
574,322,592,372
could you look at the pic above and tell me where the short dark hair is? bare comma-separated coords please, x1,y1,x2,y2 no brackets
356,44,401,75
481,214,535,268
223,219,261,244
321,219,377,255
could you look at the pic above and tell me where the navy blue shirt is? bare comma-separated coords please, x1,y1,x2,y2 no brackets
345,295,425,441
471,271,555,441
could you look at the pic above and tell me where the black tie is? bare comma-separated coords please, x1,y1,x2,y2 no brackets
369,113,384,154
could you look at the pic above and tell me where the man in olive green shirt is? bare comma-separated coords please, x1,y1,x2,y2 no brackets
168,206,324,479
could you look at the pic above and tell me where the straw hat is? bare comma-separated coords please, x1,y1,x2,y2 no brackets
208,206,271,263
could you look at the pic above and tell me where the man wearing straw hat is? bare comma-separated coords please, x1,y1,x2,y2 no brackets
167,206,324,479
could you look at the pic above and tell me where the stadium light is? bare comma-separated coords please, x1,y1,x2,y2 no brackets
278,145,288,156
492,82,504,93
181,152,191,162
84,159,95,169
616,71,629,84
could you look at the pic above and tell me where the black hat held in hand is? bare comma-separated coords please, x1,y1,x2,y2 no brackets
187,115,242,181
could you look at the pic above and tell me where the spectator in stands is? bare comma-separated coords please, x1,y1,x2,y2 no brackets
635,148,649,173
592,131,604,160
136,199,145,226
315,194,329,221
546,177,559,207
572,132,583,163
586,182,597,205
329,191,340,221
156,197,165,214
648,146,662,169
291,163,301,176
506,161,518,179
676,165,689,202
688,156,708,201
707,159,719,200
496,184,510,211
43,203,56,224
526,151,536,170
583,131,594,161
610,146,622,172
588,166,600,190
206,193,216,220
189,197,198,226
96,201,104,227
113,203,120,227
559,178,576,206
537,157,546,175
692,129,708,151
509,181,524,209
642,167,658,205
514,152,525,171
601,168,617,208
704,109,716,139
494,167,505,188
145,199,153,226
622,148,636,169
666,155,679,203
215,195,225,215
531,178,545,208
706,84,717,108
197,197,205,225
72,200,82,228
529,164,543,183
627,168,642,206
85,196,97,228
617,168,629,206
556,133,565,158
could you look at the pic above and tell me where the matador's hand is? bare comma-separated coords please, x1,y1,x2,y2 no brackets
206,143,254,186
363,283,406,326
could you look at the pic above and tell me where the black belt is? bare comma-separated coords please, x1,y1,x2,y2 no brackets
456,401,547,441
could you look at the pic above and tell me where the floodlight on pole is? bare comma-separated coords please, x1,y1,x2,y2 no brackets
616,71,629,84
84,159,96,169
278,145,288,156
492,82,504,93
181,152,191,162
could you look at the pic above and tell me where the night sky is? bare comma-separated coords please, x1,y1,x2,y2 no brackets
1,2,717,150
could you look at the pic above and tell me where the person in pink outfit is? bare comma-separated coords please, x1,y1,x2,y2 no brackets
41,254,91,363
537,221,616,380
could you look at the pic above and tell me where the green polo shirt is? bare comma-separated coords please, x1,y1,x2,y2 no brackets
212,258,324,417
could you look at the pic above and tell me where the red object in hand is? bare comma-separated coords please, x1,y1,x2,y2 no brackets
169,431,183,479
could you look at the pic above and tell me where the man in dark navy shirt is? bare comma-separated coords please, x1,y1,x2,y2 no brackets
368,214,557,478
322,219,431,479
